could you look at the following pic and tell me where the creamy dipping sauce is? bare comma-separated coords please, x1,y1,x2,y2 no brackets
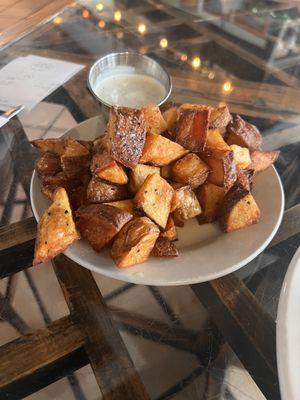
95,73,166,108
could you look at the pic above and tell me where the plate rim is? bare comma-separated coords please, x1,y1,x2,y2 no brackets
30,116,285,286
276,246,300,400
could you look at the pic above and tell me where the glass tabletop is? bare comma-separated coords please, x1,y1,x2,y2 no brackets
0,0,299,399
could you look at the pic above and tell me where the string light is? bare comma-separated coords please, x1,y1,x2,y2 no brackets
114,10,122,22
192,56,201,69
222,81,233,94
181,54,187,62
96,3,104,11
116,31,124,39
82,9,90,19
138,23,146,34
160,38,168,48
98,20,106,28
53,16,63,24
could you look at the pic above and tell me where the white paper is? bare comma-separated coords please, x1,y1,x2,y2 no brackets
0,55,84,113
0,116,8,128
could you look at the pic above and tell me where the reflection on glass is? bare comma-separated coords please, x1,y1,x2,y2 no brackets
53,17,63,24
222,81,233,94
138,23,147,34
160,38,168,48
114,10,122,22
192,56,201,69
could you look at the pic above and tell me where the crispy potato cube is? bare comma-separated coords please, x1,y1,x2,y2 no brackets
35,152,62,177
220,185,260,232
172,153,209,188
173,185,201,221
91,152,128,185
31,139,67,155
209,105,232,134
140,133,188,166
160,216,177,241
142,105,167,135
236,169,254,191
61,139,90,178
76,204,132,251
152,237,178,257
78,140,93,152
111,217,160,268
162,106,178,131
87,177,128,203
134,174,174,228
104,199,134,215
250,150,280,174
200,149,237,188
161,164,173,180
175,106,211,152
226,115,262,151
206,129,230,151
33,188,79,265
107,107,147,169
130,164,160,193
230,145,251,170
196,183,227,223
41,172,83,200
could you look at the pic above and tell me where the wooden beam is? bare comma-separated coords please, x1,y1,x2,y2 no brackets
53,255,150,400
0,315,88,398
192,274,280,400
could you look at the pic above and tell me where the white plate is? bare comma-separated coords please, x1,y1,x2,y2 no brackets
30,116,284,286
277,247,300,400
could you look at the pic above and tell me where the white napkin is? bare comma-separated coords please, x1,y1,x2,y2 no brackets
0,55,84,113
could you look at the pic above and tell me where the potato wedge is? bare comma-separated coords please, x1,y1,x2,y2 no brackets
220,185,260,232
31,138,66,155
209,105,231,134
111,217,160,268
33,188,79,265
142,105,167,135
200,149,237,188
173,185,201,221
230,144,251,170
226,115,262,151
134,174,174,228
151,237,178,257
236,169,254,191
91,152,128,184
250,150,279,174
61,139,91,179
35,152,62,177
175,106,211,152
107,107,147,169
104,199,134,215
76,204,132,251
206,129,230,151
162,106,178,131
160,215,177,241
196,183,227,223
129,164,160,193
172,153,209,188
87,177,128,203
140,132,188,166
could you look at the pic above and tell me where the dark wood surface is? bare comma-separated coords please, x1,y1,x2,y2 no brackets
53,255,150,400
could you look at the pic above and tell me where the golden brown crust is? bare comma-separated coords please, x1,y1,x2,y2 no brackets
209,105,232,134
129,164,160,193
206,129,230,151
87,177,128,203
172,185,201,221
142,105,167,135
104,199,134,215
33,188,79,265
226,115,262,151
249,150,280,174
111,217,160,268
31,138,67,155
160,215,177,241
35,152,62,177
107,107,147,169
175,106,210,151
151,237,178,257
61,139,91,179
196,183,227,224
76,204,132,251
200,149,237,188
171,153,209,188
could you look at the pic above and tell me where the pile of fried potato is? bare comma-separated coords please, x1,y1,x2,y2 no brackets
31,103,279,268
